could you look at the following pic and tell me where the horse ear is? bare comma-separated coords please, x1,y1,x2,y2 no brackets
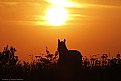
64,39,66,43
58,39,60,43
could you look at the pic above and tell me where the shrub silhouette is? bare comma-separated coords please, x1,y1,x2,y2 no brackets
0,45,18,65
0,44,121,81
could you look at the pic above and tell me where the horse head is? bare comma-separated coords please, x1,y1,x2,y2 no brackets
58,39,68,54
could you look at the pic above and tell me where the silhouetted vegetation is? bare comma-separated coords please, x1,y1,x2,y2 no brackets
0,45,121,81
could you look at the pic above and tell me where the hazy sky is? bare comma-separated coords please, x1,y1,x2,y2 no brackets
0,0,121,61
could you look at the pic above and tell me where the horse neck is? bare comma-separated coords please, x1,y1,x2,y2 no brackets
59,46,68,59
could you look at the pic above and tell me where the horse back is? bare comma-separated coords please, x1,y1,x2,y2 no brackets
68,50,82,59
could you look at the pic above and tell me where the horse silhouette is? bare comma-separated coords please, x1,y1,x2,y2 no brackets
57,39,82,81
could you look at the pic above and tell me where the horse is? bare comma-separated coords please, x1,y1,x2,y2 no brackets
57,39,82,81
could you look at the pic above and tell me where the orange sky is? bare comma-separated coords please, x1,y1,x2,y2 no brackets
0,0,121,61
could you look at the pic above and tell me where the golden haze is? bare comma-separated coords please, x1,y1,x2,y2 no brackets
0,0,121,61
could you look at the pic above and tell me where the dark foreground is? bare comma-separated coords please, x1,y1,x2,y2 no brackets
0,45,121,81
0,61,121,81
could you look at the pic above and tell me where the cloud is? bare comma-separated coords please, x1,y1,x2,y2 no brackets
0,2,17,6
0,0,121,26
0,0,48,26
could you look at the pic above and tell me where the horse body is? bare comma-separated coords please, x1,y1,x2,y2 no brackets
57,39,82,81
57,39,82,66
58,50,82,66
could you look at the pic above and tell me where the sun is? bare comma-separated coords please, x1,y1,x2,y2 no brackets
46,6,68,26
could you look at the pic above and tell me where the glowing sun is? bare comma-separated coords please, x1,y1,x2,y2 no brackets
46,6,68,26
